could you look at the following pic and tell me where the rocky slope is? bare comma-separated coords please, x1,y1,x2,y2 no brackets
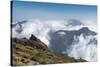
11,34,86,66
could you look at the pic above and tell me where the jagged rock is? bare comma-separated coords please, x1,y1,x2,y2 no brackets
12,35,48,50
30,34,38,41
29,34,48,50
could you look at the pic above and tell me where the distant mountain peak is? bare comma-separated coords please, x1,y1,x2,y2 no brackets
49,27,97,54
67,19,83,26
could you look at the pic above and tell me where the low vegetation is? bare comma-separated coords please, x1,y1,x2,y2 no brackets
11,34,86,66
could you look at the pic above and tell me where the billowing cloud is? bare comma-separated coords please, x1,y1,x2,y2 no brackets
12,19,97,61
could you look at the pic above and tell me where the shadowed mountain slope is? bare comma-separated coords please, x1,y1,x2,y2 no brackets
49,27,97,53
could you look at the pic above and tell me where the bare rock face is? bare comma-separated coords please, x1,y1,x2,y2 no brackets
12,34,48,50
30,35,38,41
29,34,48,50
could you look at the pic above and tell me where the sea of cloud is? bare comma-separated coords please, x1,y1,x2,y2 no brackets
12,19,97,61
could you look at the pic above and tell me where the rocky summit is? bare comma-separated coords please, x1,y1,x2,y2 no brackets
11,34,86,66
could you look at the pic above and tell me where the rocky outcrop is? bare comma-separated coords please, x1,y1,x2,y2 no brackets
12,34,48,51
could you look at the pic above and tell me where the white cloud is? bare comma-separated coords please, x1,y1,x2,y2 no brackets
68,34,97,61
12,19,97,61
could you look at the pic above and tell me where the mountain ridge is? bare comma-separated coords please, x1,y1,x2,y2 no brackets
49,27,97,54
11,34,86,66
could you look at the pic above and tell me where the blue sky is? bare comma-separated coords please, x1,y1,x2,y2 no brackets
11,1,97,22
